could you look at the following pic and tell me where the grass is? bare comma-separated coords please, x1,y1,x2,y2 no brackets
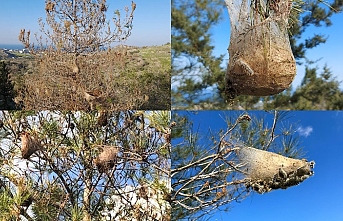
11,52,32,58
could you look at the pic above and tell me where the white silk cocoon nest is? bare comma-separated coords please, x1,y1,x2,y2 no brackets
225,0,296,97
235,146,314,193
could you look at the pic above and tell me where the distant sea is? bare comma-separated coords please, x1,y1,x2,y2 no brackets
0,44,24,50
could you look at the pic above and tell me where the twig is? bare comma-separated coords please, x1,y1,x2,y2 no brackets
265,110,278,150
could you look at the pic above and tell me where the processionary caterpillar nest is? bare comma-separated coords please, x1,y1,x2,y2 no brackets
21,132,42,159
225,0,296,97
236,146,315,193
94,146,119,173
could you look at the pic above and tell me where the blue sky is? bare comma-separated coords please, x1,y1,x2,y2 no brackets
0,0,170,46
211,3,343,89
172,110,343,221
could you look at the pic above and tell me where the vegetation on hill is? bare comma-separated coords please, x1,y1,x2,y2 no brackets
0,43,170,110
0,61,16,109
2,0,171,110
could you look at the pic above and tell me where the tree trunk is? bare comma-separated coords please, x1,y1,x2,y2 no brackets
82,169,92,221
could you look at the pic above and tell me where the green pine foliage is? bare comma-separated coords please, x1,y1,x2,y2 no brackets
0,61,16,110
172,0,227,108
264,65,343,110
171,111,307,220
0,111,170,220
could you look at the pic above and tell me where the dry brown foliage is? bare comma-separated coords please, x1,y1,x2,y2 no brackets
15,47,154,110
45,1,55,13
15,0,169,110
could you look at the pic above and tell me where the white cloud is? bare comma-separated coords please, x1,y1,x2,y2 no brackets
297,126,313,137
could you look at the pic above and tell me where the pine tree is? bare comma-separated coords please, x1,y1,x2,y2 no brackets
171,111,313,220
264,65,343,110
172,0,343,109
16,0,151,110
0,61,16,110
0,111,170,220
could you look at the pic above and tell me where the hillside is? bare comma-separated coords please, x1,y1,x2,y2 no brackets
4,43,171,110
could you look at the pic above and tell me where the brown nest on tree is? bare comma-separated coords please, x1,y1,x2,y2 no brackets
21,132,42,159
225,0,296,98
94,146,119,173
96,110,108,127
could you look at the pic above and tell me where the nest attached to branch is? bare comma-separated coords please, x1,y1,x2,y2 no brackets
236,147,315,194
94,146,119,173
96,110,108,127
225,0,296,97
21,132,42,159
